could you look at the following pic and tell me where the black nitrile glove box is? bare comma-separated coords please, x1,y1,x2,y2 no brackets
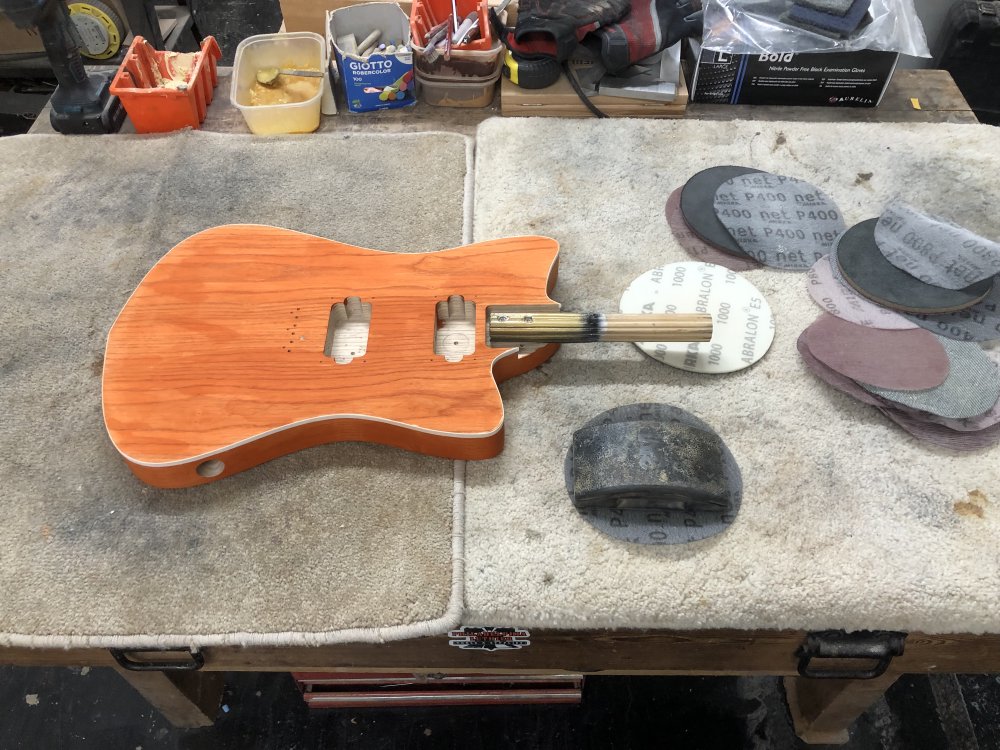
688,40,898,107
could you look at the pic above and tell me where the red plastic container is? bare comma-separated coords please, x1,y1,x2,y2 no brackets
110,36,222,133
409,0,491,52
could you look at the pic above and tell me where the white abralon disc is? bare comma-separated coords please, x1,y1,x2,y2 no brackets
619,262,775,373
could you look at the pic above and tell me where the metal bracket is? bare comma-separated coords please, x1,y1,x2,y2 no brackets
797,630,906,680
110,647,204,672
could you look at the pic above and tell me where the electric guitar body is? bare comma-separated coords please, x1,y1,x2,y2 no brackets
102,225,561,488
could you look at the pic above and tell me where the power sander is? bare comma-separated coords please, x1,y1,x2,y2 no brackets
0,0,125,133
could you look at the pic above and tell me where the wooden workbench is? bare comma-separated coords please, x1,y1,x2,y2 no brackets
17,68,989,746
28,68,978,136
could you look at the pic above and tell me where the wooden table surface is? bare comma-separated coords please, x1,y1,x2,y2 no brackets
29,68,978,136
17,66,988,745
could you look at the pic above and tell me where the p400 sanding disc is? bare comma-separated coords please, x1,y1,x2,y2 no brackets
835,219,993,314
680,166,761,261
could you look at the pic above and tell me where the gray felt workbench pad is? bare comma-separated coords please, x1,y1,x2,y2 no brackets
0,131,468,647
469,118,1000,634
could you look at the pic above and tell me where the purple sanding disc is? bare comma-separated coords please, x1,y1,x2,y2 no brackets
803,313,950,391
796,333,882,406
665,188,762,273
799,330,1000,451
806,255,916,330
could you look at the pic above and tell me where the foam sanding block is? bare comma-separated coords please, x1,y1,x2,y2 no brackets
571,419,735,511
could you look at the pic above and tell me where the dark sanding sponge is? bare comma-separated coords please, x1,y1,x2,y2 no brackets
680,166,761,261
835,219,993,314
795,0,856,15
789,0,871,34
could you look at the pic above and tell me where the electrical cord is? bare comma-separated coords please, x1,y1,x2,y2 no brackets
563,61,608,118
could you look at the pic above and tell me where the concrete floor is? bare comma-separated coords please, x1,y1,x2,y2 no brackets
3,667,1000,749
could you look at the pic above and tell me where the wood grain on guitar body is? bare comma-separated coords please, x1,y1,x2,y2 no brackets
102,226,712,488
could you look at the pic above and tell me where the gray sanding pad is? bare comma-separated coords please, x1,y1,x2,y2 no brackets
571,420,732,511
564,404,742,546
795,0,856,15
788,0,871,34
782,10,872,39
806,255,917,330
835,219,994,314
619,262,775,373
861,337,1000,420
666,187,762,272
713,171,846,270
889,383,1000,432
902,284,1000,343
875,200,1000,290
680,166,761,260
803,313,950,391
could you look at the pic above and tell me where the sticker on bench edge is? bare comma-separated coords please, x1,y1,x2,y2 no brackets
448,627,530,650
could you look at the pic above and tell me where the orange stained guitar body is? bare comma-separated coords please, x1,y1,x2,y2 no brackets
102,226,561,488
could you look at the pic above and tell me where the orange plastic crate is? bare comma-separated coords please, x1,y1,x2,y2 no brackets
110,36,222,133
409,0,492,52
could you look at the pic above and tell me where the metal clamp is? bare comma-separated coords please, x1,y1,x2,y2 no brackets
110,647,204,672
796,630,906,680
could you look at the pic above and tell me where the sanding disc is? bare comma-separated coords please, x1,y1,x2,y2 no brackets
619,262,775,373
665,187,762,272
563,403,741,545
806,255,916,330
902,283,1000,343
875,200,1000,290
835,219,993,314
877,407,1000,452
799,333,1000,451
680,166,761,260
802,313,949,391
860,337,1000,420
796,332,883,407
713,171,846,270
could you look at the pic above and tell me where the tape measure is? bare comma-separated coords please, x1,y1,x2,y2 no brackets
503,50,561,89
